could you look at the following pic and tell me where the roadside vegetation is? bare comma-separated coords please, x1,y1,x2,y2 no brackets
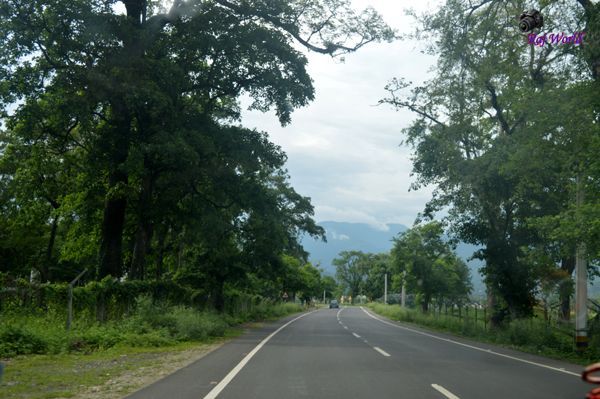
333,220,599,363
333,0,599,362
367,303,600,365
0,294,304,399
0,1,386,396
0,295,304,358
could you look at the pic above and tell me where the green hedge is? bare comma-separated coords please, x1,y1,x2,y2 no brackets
0,277,204,320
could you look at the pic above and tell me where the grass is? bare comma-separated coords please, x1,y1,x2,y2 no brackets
0,298,304,398
366,303,600,365
0,342,222,399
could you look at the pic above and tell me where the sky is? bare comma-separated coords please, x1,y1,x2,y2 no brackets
240,1,443,231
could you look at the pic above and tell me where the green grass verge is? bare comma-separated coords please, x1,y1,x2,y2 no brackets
0,299,304,398
366,303,600,365
0,342,223,399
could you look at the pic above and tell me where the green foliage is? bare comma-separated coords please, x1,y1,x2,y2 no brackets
368,303,599,364
0,293,302,358
383,0,599,323
0,325,48,357
391,222,472,312
363,253,392,300
0,0,390,290
0,279,202,321
334,251,370,301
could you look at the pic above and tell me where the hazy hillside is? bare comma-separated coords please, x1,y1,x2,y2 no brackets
301,221,486,295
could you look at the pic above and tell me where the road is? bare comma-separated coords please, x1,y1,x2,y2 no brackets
127,307,591,399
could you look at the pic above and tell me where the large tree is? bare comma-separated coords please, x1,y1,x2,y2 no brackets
391,222,471,312
334,250,370,302
0,0,393,280
383,0,598,323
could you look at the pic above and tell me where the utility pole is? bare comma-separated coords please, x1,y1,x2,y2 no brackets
401,271,406,308
384,273,388,304
575,173,588,349
323,290,326,303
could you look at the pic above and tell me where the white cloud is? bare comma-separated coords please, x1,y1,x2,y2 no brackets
240,1,443,228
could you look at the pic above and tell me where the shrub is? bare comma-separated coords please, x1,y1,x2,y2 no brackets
172,307,228,341
128,295,177,333
0,325,48,356
67,326,123,352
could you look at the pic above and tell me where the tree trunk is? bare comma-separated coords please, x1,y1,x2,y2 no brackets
155,225,167,279
98,169,128,279
43,216,58,282
130,173,154,280
421,294,430,313
98,1,145,279
487,288,500,328
98,110,130,279
558,257,575,321
213,276,225,312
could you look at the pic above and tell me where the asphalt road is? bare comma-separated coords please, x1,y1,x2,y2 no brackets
127,307,592,399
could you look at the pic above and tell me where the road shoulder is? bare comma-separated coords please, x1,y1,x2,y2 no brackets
361,306,585,376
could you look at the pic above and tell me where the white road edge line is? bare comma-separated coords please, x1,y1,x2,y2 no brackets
373,346,391,357
431,384,460,399
203,311,317,399
352,333,361,338
360,307,579,377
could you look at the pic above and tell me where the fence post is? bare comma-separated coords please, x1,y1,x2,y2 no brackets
66,269,87,331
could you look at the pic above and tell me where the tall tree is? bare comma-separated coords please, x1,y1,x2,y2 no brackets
0,0,393,279
391,222,471,312
334,250,370,302
383,0,598,323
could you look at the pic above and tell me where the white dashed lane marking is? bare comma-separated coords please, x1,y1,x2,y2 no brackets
431,384,461,399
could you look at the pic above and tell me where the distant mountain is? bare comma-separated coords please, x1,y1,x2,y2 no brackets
301,221,486,295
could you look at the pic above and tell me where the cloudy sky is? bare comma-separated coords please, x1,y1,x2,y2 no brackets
240,1,443,230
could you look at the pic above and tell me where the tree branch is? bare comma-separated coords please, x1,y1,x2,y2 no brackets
212,0,375,55
381,85,447,128
485,81,511,135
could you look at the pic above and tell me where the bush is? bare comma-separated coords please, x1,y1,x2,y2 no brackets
128,295,177,333
172,307,228,341
67,326,123,352
0,293,304,357
0,325,48,356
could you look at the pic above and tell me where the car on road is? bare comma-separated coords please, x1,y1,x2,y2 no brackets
329,300,339,309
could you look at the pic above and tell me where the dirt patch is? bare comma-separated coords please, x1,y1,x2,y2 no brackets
71,343,222,399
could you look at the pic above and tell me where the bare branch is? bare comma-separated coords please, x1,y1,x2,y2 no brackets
381,84,447,128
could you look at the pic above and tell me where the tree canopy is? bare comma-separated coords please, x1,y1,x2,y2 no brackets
383,0,599,323
0,0,392,306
